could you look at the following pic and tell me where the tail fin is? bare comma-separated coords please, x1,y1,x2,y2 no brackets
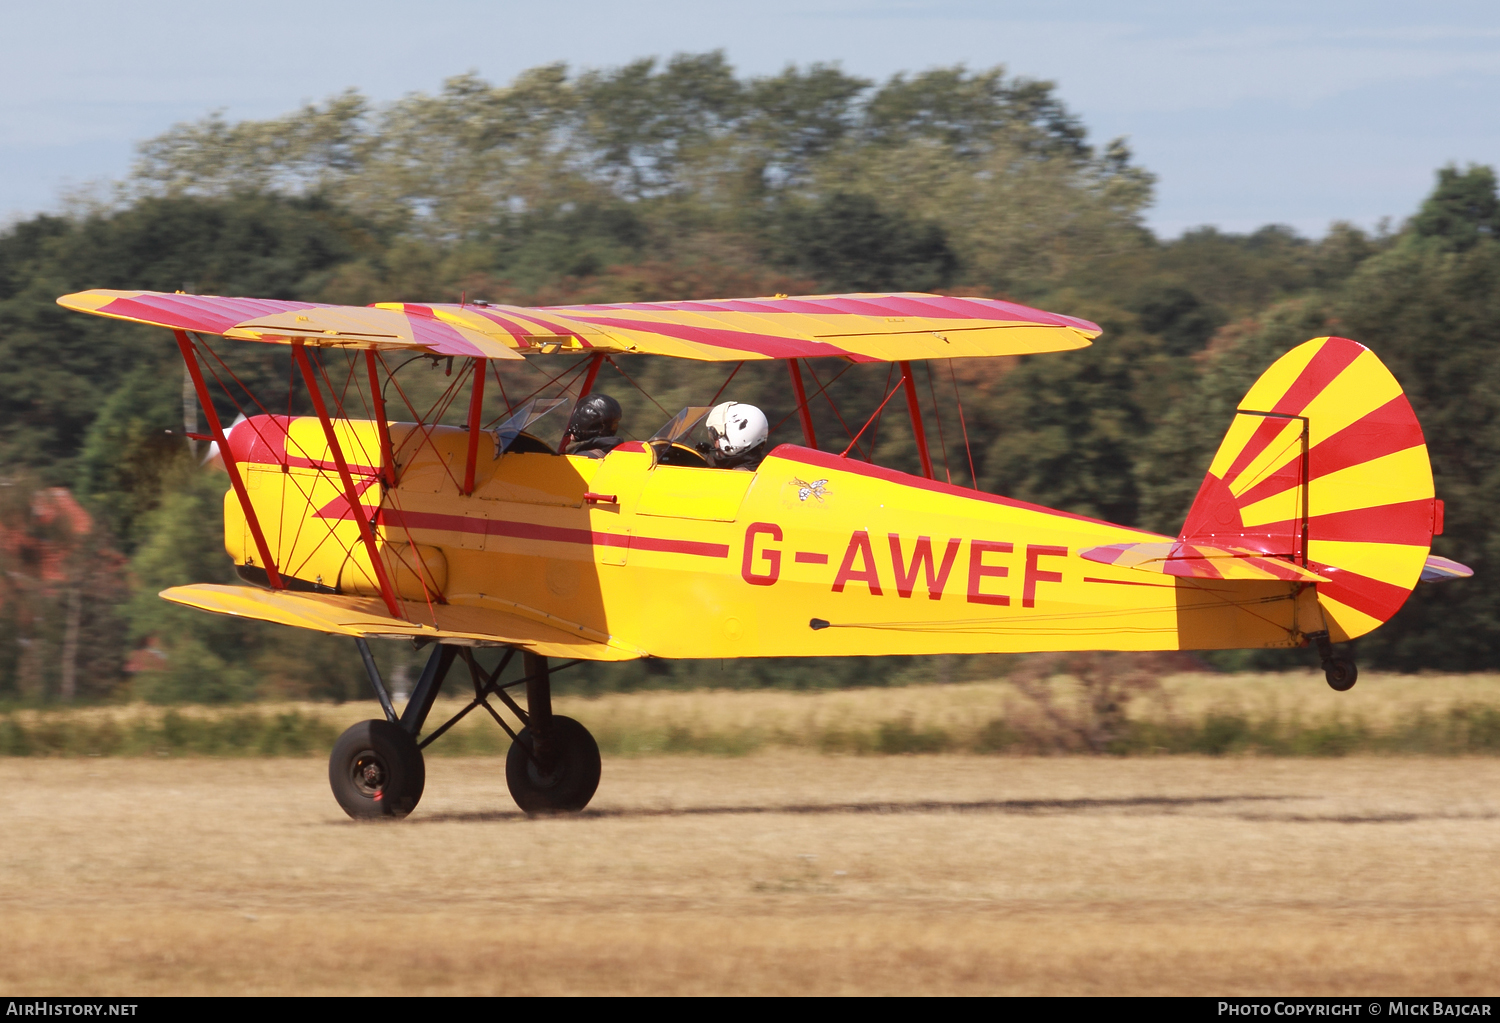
1181,336,1439,641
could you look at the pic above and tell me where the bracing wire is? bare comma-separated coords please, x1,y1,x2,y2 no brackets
770,359,853,435
803,359,868,459
605,357,671,417
839,370,908,458
708,360,745,406
864,363,895,459
924,362,953,485
949,359,977,489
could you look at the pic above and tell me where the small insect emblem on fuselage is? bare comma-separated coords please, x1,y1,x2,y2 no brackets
792,477,830,503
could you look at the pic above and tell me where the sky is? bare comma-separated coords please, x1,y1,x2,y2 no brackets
4,0,1499,238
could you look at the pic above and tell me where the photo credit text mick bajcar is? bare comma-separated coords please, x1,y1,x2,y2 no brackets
1220,1005,1492,1016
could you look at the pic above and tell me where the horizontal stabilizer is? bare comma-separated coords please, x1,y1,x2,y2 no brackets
160,584,645,661
1080,541,1329,582
1419,555,1474,583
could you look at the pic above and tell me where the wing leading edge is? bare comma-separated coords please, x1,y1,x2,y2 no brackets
1080,541,1331,583
161,584,646,661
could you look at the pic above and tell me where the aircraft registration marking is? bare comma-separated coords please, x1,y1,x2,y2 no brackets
744,523,1072,606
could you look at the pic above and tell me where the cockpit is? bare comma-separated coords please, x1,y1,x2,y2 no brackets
646,406,715,467
492,400,764,471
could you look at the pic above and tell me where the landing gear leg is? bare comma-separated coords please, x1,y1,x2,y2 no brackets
505,652,601,814
1309,630,1358,691
329,642,456,820
525,652,554,769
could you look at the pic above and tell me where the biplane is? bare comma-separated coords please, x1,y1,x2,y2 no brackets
58,288,1471,818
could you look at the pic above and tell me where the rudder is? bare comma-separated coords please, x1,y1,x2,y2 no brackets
1181,336,1438,641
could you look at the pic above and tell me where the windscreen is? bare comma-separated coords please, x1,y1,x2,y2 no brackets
648,407,713,445
492,397,568,455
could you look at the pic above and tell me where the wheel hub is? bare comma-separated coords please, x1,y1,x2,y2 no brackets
525,756,563,789
352,750,387,797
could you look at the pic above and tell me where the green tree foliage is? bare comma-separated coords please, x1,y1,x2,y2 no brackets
0,194,379,481
1329,213,1500,670
1412,164,1500,251
977,334,1153,525
773,191,956,292
127,57,1154,298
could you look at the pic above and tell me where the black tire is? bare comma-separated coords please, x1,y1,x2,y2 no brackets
329,719,425,819
1324,657,1358,692
505,715,601,814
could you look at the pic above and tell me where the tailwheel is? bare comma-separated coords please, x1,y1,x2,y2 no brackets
329,719,426,819
1324,657,1358,692
1309,630,1358,693
505,715,601,814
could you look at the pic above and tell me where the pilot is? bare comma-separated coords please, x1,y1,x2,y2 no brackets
564,393,624,458
701,401,769,471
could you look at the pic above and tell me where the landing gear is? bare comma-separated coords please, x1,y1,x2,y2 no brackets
506,716,602,814
504,652,601,814
330,640,600,819
329,719,425,818
1308,630,1358,692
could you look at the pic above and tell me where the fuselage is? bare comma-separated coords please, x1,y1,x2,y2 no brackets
221,415,1305,658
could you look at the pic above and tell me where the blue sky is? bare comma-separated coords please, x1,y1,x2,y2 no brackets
5,0,1499,237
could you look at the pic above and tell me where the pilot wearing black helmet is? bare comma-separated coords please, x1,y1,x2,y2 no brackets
564,393,624,458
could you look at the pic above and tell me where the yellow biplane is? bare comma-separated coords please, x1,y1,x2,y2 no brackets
58,288,1470,817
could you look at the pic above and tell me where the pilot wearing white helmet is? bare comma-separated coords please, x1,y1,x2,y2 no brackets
701,401,769,471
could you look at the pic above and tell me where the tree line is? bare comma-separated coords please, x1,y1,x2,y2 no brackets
1,55,1496,702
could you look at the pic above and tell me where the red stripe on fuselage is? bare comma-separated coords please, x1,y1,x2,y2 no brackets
375,508,729,558
776,446,1165,533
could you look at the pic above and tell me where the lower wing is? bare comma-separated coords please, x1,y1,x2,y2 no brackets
161,584,646,661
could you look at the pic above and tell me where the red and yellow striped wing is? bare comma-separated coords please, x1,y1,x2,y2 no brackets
58,290,1099,364
437,292,1101,362
55,290,524,359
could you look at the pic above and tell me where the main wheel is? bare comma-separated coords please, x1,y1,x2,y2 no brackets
329,719,426,819
505,715,601,814
1324,657,1358,692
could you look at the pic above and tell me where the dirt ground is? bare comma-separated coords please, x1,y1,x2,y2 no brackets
2,754,1498,995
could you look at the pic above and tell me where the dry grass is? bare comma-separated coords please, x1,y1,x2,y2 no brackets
6,670,1500,756
3,754,1499,994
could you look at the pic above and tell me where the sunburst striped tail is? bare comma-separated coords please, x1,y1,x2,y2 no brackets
1181,336,1441,642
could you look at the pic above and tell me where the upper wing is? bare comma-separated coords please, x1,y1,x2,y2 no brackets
394,292,1099,362
56,290,524,360
59,289,1098,363
1081,541,1330,583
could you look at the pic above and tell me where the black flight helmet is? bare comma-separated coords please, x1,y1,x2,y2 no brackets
566,393,622,441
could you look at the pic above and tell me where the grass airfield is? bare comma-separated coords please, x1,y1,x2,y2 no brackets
4,752,1499,995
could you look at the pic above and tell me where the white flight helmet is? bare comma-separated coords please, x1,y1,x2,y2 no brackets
705,401,768,456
